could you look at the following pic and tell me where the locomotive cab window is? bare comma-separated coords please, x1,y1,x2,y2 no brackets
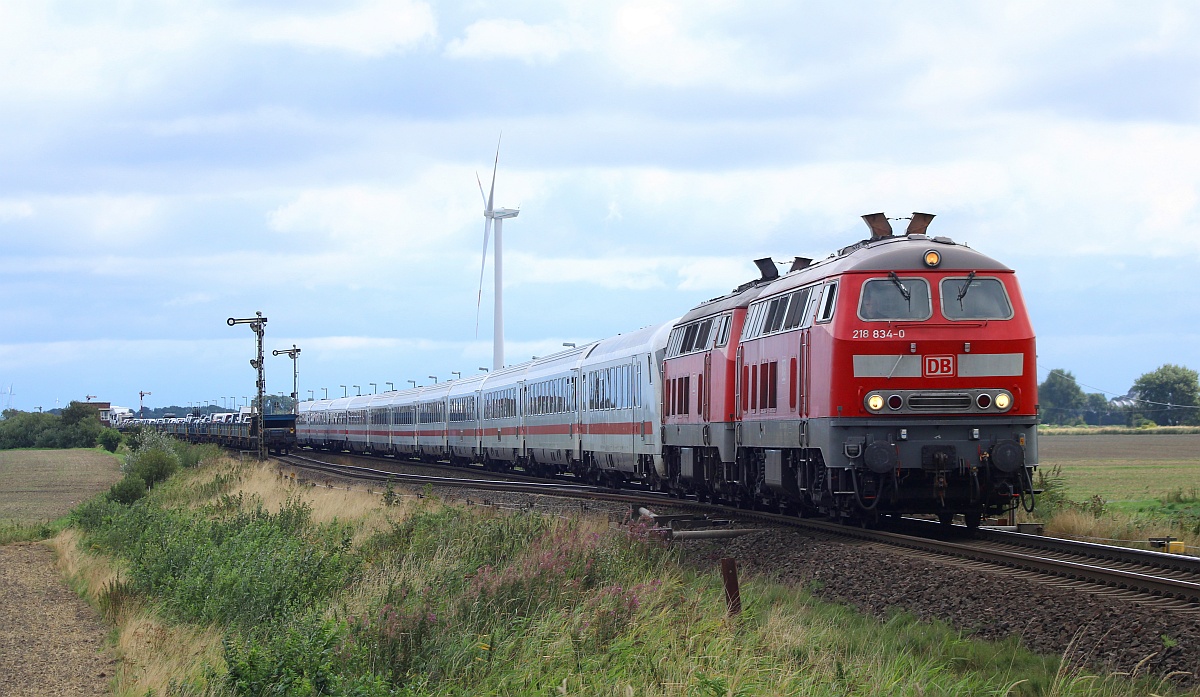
714,314,732,347
857,277,930,321
940,276,1013,320
816,282,839,323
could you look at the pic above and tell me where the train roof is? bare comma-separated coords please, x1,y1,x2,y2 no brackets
678,223,1011,323
678,283,769,324
756,233,1010,299
583,320,676,365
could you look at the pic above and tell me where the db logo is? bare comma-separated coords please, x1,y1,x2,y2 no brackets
924,355,955,377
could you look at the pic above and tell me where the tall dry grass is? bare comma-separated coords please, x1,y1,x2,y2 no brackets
1033,508,1200,554
57,454,1200,696
51,527,226,696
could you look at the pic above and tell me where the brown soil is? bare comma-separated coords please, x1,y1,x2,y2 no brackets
0,542,114,696
0,449,122,523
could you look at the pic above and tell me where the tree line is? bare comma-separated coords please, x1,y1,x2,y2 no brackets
1038,363,1200,426
0,401,121,451
0,394,298,452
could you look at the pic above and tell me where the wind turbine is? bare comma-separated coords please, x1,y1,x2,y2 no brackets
475,137,520,370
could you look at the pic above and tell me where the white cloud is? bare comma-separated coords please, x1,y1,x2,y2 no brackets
141,107,320,137
0,200,34,222
445,19,583,63
266,163,551,259
249,0,437,57
0,1,436,106
0,338,241,371
605,1,806,92
504,251,752,292
268,187,469,259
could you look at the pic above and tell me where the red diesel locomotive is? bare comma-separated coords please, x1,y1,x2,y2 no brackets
663,213,1038,526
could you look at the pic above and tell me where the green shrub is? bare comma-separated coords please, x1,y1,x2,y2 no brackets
1031,464,1070,517
174,440,221,469
70,496,123,532
128,448,179,487
109,475,147,505
98,428,122,453
83,495,357,628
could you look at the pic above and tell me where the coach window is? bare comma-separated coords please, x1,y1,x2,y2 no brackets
940,276,1013,320
858,277,930,321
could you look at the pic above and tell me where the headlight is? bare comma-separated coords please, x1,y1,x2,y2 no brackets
923,250,941,267
995,392,1012,410
867,394,885,411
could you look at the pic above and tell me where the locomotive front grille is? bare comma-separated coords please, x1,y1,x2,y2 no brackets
907,393,972,411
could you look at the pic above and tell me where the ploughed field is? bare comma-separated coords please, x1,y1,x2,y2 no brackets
0,449,122,694
0,449,122,523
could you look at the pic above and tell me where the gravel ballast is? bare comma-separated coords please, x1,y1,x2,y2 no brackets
683,527,1199,685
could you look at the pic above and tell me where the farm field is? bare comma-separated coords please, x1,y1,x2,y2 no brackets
0,448,122,523
1038,433,1200,504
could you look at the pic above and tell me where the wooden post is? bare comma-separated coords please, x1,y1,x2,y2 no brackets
720,557,741,615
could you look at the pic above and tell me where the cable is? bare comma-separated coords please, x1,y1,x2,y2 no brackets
1038,365,1200,411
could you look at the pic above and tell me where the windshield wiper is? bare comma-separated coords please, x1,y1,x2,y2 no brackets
888,271,910,301
957,270,976,306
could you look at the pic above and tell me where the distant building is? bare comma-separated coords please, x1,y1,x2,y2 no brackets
88,402,134,426
1109,392,1138,410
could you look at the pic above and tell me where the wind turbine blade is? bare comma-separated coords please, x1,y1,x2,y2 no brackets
486,134,501,214
475,172,488,207
475,217,493,336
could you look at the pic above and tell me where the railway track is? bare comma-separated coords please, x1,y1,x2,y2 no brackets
275,452,678,510
275,450,1200,613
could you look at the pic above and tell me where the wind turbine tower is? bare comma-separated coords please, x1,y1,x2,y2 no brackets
476,140,519,370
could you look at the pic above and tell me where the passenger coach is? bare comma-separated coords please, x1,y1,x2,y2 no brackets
296,320,675,486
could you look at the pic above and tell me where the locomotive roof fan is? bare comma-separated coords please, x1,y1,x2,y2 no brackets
862,211,937,239
753,257,780,282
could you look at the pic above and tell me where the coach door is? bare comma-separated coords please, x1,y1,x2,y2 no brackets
734,346,745,421
798,330,810,417
701,352,712,422
571,369,582,461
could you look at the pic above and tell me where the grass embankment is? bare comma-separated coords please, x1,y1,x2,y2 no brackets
58,456,1193,696
0,448,123,543
1023,434,1200,553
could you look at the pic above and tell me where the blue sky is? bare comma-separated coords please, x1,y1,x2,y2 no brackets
2,1,1198,412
